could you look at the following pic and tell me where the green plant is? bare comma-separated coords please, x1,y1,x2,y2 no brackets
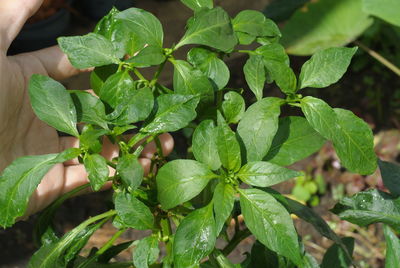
0,0,383,266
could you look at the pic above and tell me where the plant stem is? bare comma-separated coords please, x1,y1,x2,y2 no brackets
354,40,400,77
222,228,251,256
133,135,156,157
154,135,164,159
106,160,117,169
150,59,167,87
78,228,127,268
133,68,147,81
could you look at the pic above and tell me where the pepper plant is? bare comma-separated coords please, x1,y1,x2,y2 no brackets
0,0,380,266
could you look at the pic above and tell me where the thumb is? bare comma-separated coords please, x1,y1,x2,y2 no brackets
0,0,44,51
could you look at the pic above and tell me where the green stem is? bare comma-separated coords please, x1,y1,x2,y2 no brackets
106,160,117,169
133,68,147,81
354,40,400,77
222,228,252,256
150,59,168,87
78,228,127,268
127,132,148,148
133,135,156,157
236,49,256,55
154,136,164,159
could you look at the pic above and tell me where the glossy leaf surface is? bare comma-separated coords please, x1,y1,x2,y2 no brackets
379,160,400,197
83,154,110,191
117,154,144,190
244,55,266,100
221,91,245,124
192,120,221,170
157,160,216,209
133,236,160,268
213,182,235,235
383,225,400,268
29,75,79,137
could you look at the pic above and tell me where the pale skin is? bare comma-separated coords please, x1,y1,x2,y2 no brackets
0,0,174,217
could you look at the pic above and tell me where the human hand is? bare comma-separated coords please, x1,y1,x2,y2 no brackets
0,0,174,217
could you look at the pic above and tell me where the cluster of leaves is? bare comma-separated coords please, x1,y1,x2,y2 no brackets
0,0,394,266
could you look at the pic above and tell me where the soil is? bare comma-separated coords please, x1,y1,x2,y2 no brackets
1,0,399,267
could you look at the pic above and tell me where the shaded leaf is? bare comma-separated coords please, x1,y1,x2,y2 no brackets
98,70,135,108
232,10,281,39
321,237,354,268
363,0,400,27
115,192,154,230
379,159,400,197
117,154,144,190
90,65,119,95
126,46,166,67
280,0,373,55
180,0,213,11
264,116,326,166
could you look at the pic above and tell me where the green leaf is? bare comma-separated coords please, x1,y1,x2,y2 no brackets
299,47,358,89
115,8,164,49
363,0,400,27
70,91,109,130
265,116,326,166
29,74,79,137
98,70,135,108
108,87,154,125
383,225,400,268
156,160,217,209
255,44,296,95
90,64,119,95
239,188,302,265
176,7,238,52
142,94,199,134
83,154,109,191
192,120,221,170
321,237,354,268
187,47,230,90
264,188,346,247
29,217,106,268
173,60,214,103
209,250,237,268
263,0,311,22
213,182,235,235
236,32,256,45
114,192,154,230
216,113,241,172
58,33,120,69
0,149,81,227
126,46,166,67
232,10,281,39
98,241,135,263
331,189,400,229
221,91,245,124
280,0,373,55
332,108,377,175
378,160,400,197
243,55,266,100
238,161,301,187
173,204,216,267
243,241,279,268
180,0,213,11
300,96,338,140
117,154,143,191
80,125,109,154
133,236,159,268
237,97,283,162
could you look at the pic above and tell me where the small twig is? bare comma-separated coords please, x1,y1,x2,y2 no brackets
354,40,400,77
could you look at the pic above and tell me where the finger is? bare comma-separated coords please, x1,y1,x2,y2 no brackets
26,46,83,80
60,136,80,165
0,0,43,51
141,133,174,158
